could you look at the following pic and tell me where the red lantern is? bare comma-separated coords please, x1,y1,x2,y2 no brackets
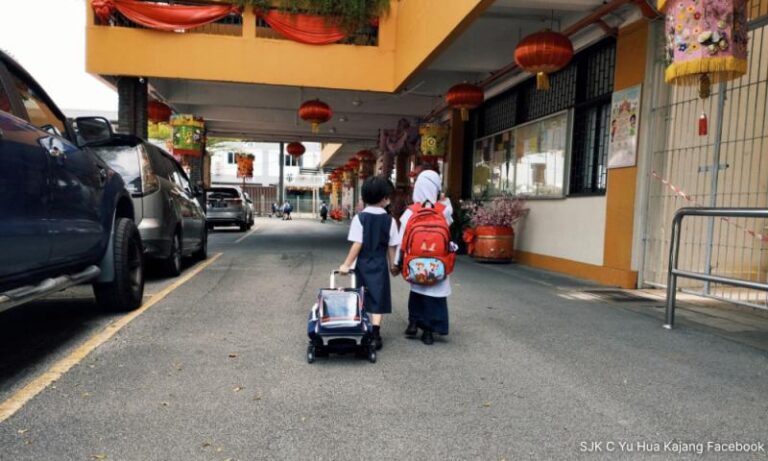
286,142,306,158
445,83,483,122
298,99,332,133
346,158,360,170
148,100,172,123
356,150,376,179
514,30,574,91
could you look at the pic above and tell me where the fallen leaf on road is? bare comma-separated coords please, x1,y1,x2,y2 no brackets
228,353,237,358
233,386,244,392
82,392,91,398
253,396,262,401
482,402,492,408
202,442,211,448
301,416,306,422
92,454,108,460
17,429,28,435
161,402,169,407
223,458,233,461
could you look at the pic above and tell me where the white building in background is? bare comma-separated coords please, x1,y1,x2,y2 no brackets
208,141,324,188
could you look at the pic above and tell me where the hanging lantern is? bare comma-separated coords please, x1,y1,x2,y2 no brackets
445,83,483,122
91,0,116,22
346,158,360,174
419,123,449,157
659,0,747,100
298,99,332,133
148,100,172,124
286,142,306,158
514,30,574,90
170,114,205,157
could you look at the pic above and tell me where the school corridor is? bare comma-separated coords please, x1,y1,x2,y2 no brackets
0,218,766,460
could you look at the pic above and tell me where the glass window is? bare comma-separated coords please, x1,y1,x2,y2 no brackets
90,145,143,194
472,111,570,199
7,70,65,133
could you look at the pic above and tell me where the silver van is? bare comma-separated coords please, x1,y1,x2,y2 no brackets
206,185,253,232
91,137,208,276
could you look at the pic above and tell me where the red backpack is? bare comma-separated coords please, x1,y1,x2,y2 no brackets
400,201,455,286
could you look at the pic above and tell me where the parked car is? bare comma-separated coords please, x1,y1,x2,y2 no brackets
89,137,208,276
206,185,253,232
0,50,144,312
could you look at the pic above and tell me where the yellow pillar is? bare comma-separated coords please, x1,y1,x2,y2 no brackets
602,21,649,288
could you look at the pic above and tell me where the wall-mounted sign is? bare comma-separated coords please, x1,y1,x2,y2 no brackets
608,85,641,169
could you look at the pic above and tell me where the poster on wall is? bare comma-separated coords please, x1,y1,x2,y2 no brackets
607,85,641,169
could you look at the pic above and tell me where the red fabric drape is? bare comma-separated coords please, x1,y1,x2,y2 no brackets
100,0,240,32
257,10,347,45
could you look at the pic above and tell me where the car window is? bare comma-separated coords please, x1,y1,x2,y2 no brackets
7,68,65,133
146,146,176,180
207,188,239,199
90,145,142,194
171,169,192,194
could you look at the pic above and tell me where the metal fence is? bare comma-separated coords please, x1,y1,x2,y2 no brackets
642,11,768,309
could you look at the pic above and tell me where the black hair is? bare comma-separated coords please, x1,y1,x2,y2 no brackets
361,175,394,205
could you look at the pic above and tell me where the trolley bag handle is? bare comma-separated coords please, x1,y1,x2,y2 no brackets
330,270,357,289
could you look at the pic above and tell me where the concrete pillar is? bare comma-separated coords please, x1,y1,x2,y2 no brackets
117,77,147,139
278,142,285,203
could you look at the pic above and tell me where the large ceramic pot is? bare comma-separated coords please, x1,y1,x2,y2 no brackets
472,226,514,262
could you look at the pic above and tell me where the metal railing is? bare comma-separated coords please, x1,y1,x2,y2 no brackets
664,207,768,329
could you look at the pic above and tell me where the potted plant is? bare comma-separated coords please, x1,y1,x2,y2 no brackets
461,195,529,263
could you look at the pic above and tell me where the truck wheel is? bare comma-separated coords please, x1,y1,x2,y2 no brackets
94,218,144,312
161,232,182,276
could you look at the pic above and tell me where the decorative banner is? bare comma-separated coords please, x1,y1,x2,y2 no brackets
171,114,205,157
607,85,642,169
419,123,448,157
235,153,254,179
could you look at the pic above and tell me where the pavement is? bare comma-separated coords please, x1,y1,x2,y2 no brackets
0,217,766,460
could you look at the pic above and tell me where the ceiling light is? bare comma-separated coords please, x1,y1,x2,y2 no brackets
338,116,348,123
329,127,337,134
351,98,362,107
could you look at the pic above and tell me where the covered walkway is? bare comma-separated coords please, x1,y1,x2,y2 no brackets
0,218,765,460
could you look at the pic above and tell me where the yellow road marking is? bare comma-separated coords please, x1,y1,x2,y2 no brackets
235,227,258,244
0,253,223,424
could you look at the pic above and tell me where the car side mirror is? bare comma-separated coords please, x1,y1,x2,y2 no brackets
73,116,113,146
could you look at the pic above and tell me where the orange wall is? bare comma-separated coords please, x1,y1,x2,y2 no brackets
86,2,489,93
602,20,649,287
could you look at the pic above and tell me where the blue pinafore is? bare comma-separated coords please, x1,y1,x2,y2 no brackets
354,212,393,314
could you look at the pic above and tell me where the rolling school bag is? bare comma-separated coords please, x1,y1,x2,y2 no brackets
400,201,455,286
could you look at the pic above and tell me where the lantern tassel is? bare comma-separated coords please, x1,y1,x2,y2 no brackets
536,72,550,91
460,108,469,122
699,74,711,99
311,122,319,134
698,112,708,136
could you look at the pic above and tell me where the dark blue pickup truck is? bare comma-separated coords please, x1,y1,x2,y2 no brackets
0,50,144,312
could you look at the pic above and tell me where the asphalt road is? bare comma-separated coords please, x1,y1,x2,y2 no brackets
0,218,766,460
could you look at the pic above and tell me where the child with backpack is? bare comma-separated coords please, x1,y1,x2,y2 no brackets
396,170,454,345
339,176,400,351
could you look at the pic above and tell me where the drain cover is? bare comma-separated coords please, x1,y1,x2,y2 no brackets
580,289,655,303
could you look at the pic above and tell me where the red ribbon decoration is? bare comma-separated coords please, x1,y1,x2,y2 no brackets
462,229,476,256
93,0,240,32
256,9,347,45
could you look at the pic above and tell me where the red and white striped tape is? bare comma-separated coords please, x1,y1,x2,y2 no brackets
651,170,768,243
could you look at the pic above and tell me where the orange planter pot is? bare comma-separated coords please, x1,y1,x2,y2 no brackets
472,226,515,263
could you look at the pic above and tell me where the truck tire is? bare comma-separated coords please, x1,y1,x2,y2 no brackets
94,218,145,311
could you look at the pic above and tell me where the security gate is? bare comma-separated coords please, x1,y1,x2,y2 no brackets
641,9,768,309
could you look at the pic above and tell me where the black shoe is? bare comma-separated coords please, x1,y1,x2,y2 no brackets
374,335,383,350
421,330,434,345
404,321,418,337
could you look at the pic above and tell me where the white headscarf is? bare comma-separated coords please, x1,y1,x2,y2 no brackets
412,170,453,225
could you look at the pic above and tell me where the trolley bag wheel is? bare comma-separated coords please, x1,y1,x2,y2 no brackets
307,345,316,364
367,345,377,363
